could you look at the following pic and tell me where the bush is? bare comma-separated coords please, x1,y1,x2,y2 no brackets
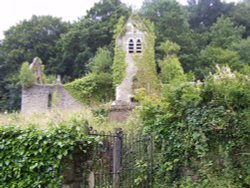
0,115,95,187
64,73,114,104
138,66,250,186
19,62,36,88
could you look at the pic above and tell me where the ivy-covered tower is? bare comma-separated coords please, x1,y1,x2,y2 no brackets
110,15,159,121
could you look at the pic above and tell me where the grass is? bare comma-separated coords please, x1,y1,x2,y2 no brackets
0,105,141,134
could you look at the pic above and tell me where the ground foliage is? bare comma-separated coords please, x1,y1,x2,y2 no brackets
136,65,250,187
0,115,95,187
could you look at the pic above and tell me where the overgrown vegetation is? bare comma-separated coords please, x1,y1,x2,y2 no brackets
112,16,127,86
158,40,186,84
112,47,126,86
1,0,250,186
2,0,250,111
19,62,36,88
133,16,159,96
0,115,95,187
64,72,113,104
64,48,114,104
19,57,57,89
136,65,250,187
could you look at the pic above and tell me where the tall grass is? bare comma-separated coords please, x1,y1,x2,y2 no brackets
0,105,140,134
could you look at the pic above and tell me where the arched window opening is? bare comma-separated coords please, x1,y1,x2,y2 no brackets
48,93,52,108
136,39,142,53
128,39,134,53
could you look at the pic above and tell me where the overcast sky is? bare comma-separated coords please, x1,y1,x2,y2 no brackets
0,0,239,40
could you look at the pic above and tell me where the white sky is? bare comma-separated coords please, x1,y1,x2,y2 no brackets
0,0,239,40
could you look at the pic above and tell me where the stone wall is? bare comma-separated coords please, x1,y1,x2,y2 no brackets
21,84,82,114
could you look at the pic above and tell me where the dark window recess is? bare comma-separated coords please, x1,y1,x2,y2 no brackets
136,39,142,53
48,93,52,108
128,39,134,53
130,97,137,103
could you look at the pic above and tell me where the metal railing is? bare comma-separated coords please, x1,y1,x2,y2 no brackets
88,127,154,188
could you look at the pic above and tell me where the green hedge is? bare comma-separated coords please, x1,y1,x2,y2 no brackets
0,116,95,187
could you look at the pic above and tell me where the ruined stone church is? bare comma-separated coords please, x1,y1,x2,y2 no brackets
21,16,158,119
21,58,81,114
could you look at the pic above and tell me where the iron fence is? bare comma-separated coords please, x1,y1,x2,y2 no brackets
87,127,154,188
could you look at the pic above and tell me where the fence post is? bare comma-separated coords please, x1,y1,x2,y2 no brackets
113,128,122,188
149,134,154,187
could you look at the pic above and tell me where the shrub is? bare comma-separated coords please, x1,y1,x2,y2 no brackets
0,115,95,187
138,66,250,186
64,73,114,104
19,62,35,88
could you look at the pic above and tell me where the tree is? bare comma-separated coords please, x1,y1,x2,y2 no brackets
0,46,7,111
230,1,250,38
0,15,69,111
197,46,241,78
230,37,250,75
141,0,189,45
232,37,250,66
158,41,186,84
2,15,69,75
53,0,131,81
209,16,245,49
188,0,234,30
88,48,113,74
64,48,114,104
140,0,203,75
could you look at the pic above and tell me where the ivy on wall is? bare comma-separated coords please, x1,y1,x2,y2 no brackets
112,47,126,86
133,16,159,95
137,66,250,187
0,116,95,187
64,73,113,105
112,16,127,86
113,16,127,40
113,14,159,94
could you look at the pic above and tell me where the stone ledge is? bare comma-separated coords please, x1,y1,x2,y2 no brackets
109,100,137,122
